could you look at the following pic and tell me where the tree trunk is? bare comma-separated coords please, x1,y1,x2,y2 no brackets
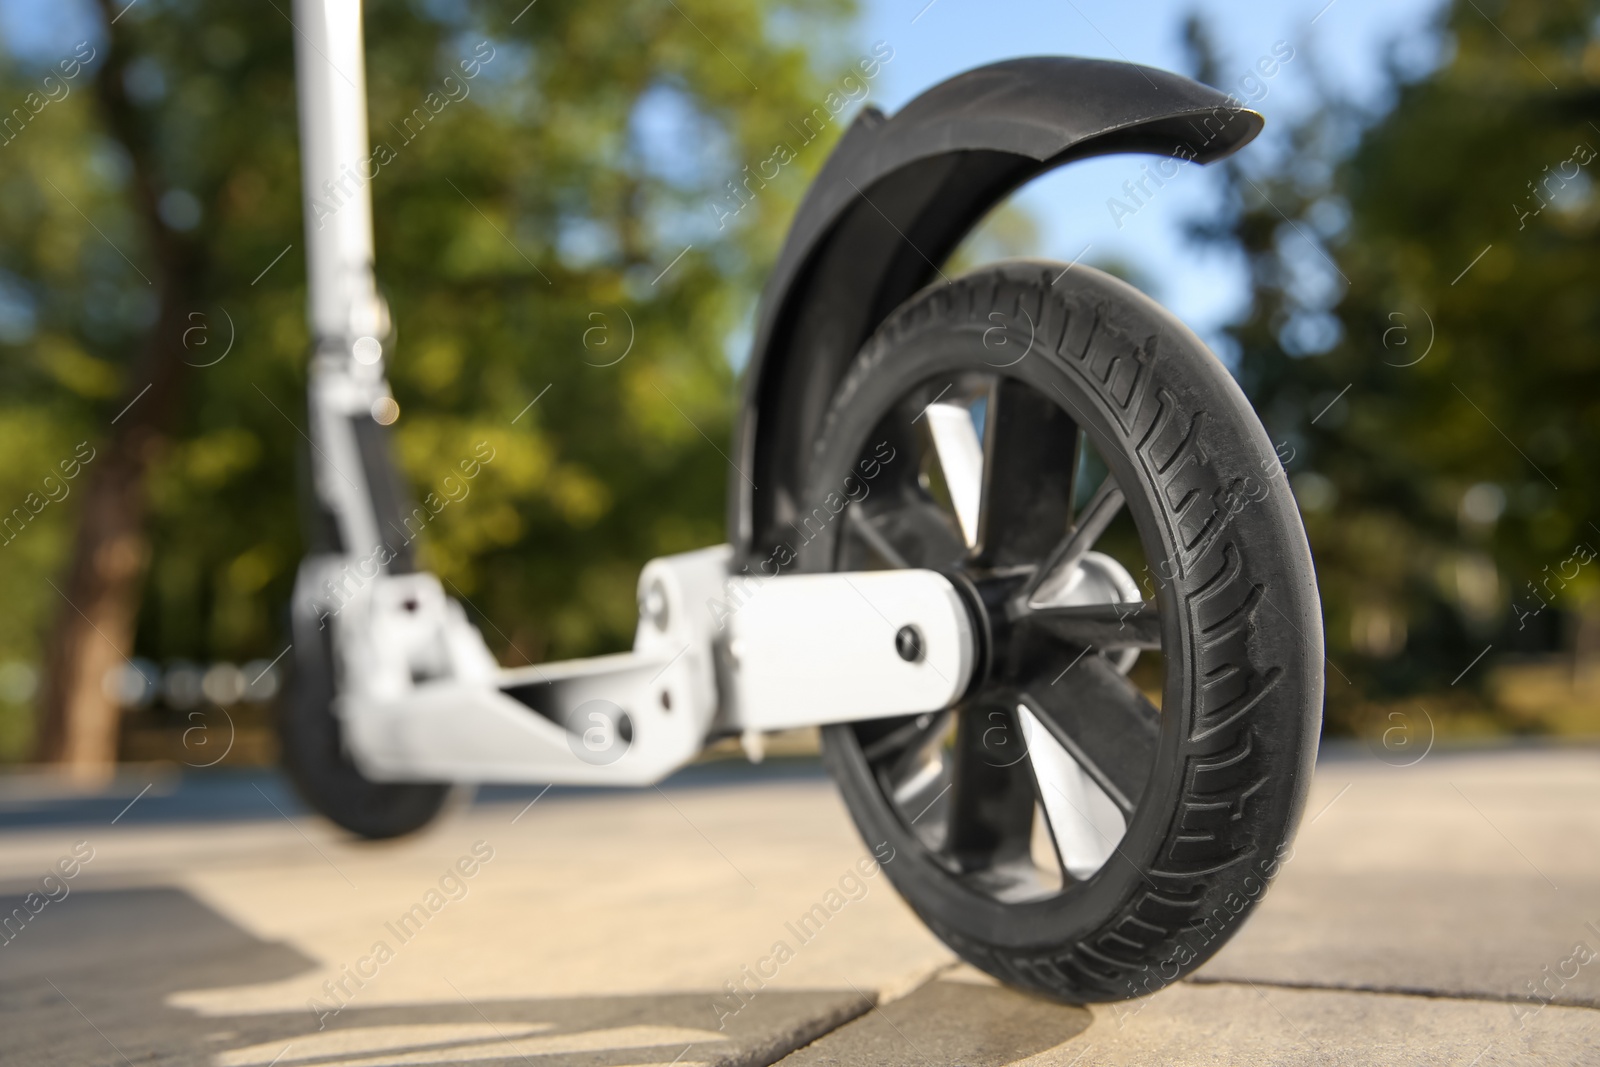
34,2,200,779
34,449,151,777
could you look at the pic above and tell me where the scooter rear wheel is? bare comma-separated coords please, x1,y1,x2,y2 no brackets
802,260,1322,1002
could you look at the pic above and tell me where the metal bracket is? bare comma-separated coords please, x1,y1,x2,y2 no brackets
321,545,975,785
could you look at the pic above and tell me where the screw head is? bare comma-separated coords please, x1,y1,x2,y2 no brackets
895,625,924,663
641,581,669,631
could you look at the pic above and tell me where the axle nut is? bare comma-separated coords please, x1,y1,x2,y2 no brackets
895,625,924,663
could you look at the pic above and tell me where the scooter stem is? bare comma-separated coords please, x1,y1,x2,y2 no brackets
292,0,387,348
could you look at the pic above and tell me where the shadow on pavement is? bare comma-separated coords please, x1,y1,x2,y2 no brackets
4,882,1068,1067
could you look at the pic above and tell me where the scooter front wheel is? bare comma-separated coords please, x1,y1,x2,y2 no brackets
801,260,1322,1002
279,562,458,839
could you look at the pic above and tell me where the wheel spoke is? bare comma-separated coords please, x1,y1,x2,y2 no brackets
1020,653,1159,815
853,491,966,570
1023,601,1160,650
977,377,1081,567
923,402,985,548
1026,475,1125,604
859,710,944,764
846,506,910,569
946,704,1037,870
1018,705,1127,880
884,712,955,830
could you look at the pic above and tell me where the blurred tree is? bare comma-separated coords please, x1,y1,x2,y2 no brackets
0,0,861,768
1189,0,1600,730
946,201,1041,275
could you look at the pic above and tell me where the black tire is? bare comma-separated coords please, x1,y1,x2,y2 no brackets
279,571,456,840
802,260,1322,1002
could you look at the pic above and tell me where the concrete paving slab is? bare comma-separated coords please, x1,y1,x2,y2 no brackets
0,775,951,1066
774,970,1092,1066
778,967,1600,1066
3,747,1600,1064
1200,747,1600,1007
1077,979,1600,1066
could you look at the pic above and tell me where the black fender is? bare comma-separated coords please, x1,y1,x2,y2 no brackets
731,56,1262,559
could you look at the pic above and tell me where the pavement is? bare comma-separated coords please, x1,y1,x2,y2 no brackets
1,744,1598,1066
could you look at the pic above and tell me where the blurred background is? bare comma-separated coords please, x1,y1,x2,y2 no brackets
0,0,1594,778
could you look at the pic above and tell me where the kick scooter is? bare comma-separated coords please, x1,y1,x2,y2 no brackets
280,0,1324,1003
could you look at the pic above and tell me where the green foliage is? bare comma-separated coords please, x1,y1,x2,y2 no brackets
0,0,859,755
1196,0,1600,727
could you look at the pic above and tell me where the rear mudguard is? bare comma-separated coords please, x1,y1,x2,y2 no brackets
731,56,1262,560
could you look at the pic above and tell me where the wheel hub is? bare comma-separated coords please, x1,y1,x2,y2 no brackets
947,550,1142,699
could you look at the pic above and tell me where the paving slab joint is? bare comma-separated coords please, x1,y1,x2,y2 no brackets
1186,974,1600,1013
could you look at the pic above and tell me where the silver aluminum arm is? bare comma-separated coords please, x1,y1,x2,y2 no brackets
304,547,976,785
289,0,976,784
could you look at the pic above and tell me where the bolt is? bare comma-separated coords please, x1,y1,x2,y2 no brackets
895,625,924,663
641,581,669,631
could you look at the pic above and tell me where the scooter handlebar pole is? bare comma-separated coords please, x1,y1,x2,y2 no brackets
290,0,399,564
291,0,386,349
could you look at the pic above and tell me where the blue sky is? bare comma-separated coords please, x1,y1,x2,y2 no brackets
848,0,1449,349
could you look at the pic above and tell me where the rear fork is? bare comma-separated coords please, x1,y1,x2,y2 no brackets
292,543,978,786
